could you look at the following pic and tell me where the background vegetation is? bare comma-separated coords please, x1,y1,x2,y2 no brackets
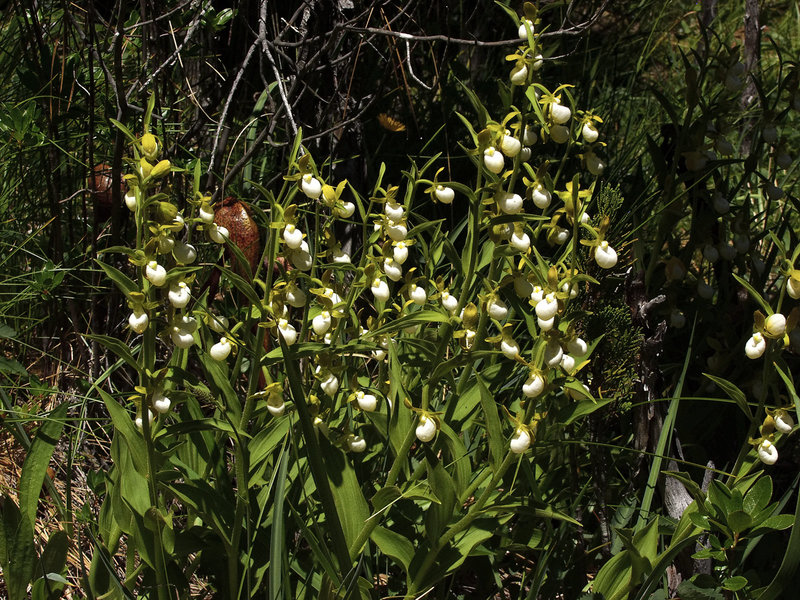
1,0,799,598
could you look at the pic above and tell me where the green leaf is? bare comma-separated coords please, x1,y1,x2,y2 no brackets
751,514,794,535
216,265,262,307
199,348,242,418
773,363,800,410
456,79,490,128
727,510,753,534
755,471,800,600
0,357,27,375
423,453,457,542
371,526,414,573
320,437,370,555
0,323,17,339
269,446,290,600
450,377,483,423
558,396,613,424
38,530,69,579
732,273,772,315
96,259,138,297
7,513,36,600
445,519,494,572
97,389,149,477
367,310,450,337
708,480,740,516
703,373,752,421
84,334,141,373
108,118,138,144
474,374,504,471
723,576,749,592
743,475,772,516
18,403,68,525
592,550,634,600
248,418,292,481
674,579,725,600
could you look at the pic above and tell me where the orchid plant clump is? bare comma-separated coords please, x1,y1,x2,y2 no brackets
87,3,796,599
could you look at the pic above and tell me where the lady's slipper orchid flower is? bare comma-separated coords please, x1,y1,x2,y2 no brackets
336,201,355,218
283,224,304,249
128,309,149,334
774,409,795,434
745,332,766,359
535,293,558,321
410,284,427,305
594,241,618,269
383,257,403,282
331,247,351,263
549,98,571,125
124,189,137,211
553,228,570,244
285,284,306,308
531,184,551,209
393,241,409,264
267,397,285,417
312,311,332,336
347,434,367,453
356,390,378,412
549,124,569,144
523,373,545,398
581,121,599,143
765,313,786,338
788,277,800,300
385,202,404,223
207,314,229,333
435,185,455,204
441,290,459,315
544,339,563,367
199,204,215,224
500,130,521,157
585,152,605,176
510,63,528,85
277,318,297,345
386,222,407,242
567,337,588,355
153,391,171,414
510,230,531,252
173,241,197,264
483,147,505,174
301,174,322,199
320,372,339,396
135,409,155,430
500,337,519,360
415,414,437,442
209,337,232,361
208,224,229,244
487,297,508,320
510,427,531,453
758,439,778,465
371,277,390,302
518,18,533,40
538,316,555,331
145,260,167,287
168,281,191,309
498,192,523,215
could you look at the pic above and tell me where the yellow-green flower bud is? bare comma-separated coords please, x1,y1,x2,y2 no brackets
150,159,171,179
141,133,158,159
